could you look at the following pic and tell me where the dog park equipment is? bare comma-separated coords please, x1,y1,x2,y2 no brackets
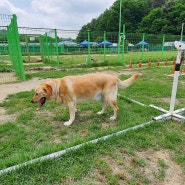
150,41,185,122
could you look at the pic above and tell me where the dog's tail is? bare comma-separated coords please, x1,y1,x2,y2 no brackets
118,73,141,89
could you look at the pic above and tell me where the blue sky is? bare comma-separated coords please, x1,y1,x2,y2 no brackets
0,0,116,30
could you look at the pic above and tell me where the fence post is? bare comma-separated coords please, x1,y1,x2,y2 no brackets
87,30,91,64
54,29,60,67
45,33,50,63
25,35,30,62
141,33,145,61
104,31,106,62
118,0,122,61
122,24,125,64
161,34,165,61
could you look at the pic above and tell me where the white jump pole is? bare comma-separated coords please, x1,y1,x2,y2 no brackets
169,41,185,113
150,41,185,122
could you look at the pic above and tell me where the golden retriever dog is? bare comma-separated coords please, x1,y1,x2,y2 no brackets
31,73,141,126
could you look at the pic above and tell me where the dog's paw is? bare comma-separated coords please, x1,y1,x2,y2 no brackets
64,121,72,126
110,116,116,120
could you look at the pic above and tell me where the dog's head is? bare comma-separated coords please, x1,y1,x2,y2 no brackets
31,83,52,110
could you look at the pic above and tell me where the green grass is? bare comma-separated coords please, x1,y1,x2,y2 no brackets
0,66,185,184
56,51,177,67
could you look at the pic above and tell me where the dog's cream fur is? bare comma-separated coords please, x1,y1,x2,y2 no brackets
31,73,141,126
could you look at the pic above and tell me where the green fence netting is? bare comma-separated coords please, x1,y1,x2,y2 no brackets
15,27,181,67
40,29,59,67
0,14,25,83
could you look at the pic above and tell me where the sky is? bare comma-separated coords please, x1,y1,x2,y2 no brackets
0,0,117,30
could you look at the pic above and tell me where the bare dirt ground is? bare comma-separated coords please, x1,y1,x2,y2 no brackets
92,149,185,185
0,77,51,103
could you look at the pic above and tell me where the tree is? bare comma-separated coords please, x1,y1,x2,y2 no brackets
165,3,185,34
76,0,185,41
76,0,149,41
137,8,166,33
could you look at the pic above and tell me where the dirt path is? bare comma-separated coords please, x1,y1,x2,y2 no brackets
0,78,51,103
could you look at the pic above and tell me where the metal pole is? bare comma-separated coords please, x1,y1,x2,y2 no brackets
169,41,185,113
118,0,122,61
87,30,91,64
180,23,184,41
122,24,125,64
141,33,145,61
54,29,60,68
104,31,106,62
45,33,50,63
161,34,165,61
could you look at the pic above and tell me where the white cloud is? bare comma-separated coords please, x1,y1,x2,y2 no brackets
31,0,62,14
0,0,27,16
1,0,116,30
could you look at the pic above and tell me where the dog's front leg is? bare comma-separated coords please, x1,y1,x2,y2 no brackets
64,102,76,126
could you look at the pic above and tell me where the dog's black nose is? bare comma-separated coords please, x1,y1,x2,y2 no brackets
31,100,34,103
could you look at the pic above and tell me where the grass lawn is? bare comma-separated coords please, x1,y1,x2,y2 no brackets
0,66,185,184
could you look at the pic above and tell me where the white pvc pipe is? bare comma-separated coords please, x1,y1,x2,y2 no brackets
170,41,185,113
150,104,168,113
0,120,154,175
118,95,146,106
169,70,180,113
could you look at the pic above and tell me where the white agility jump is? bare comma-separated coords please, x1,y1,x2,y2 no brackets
150,41,185,122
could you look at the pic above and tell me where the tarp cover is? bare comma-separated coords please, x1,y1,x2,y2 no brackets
137,41,149,46
98,40,112,47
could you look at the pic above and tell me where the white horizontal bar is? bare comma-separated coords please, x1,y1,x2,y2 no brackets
150,104,168,113
118,95,146,106
151,113,172,121
172,114,185,122
173,107,185,114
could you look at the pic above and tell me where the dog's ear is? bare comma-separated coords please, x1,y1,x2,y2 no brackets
43,84,52,96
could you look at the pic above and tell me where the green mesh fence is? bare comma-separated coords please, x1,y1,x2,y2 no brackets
0,21,182,78
40,29,59,67
0,14,25,83
19,28,181,67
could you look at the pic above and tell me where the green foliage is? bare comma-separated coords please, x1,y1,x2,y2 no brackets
77,0,185,42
